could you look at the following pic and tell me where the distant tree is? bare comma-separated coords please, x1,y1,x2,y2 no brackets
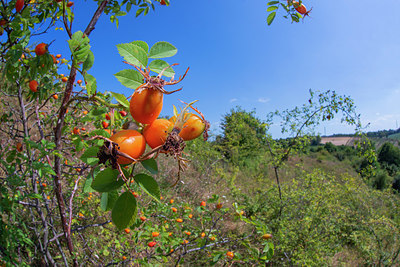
310,135,321,146
378,142,400,167
324,142,337,153
217,107,267,166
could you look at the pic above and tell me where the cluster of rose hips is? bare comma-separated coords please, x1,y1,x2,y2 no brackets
106,66,208,166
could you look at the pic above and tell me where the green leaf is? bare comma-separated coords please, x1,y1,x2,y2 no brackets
267,1,280,5
148,42,177,59
80,146,99,164
100,191,119,211
100,193,108,211
126,2,132,12
82,51,95,72
83,177,96,193
116,43,148,67
267,12,276,26
84,73,97,96
148,60,175,77
114,69,143,90
267,6,278,12
136,8,144,17
140,159,158,174
110,91,130,108
112,191,137,230
131,40,149,53
134,173,160,202
6,150,16,163
68,31,91,65
106,190,119,211
91,168,124,192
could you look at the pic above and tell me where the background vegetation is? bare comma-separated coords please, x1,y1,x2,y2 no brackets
1,0,400,266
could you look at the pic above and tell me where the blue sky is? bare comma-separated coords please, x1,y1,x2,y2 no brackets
40,0,400,137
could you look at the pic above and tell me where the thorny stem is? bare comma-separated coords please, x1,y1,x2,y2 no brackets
53,1,110,266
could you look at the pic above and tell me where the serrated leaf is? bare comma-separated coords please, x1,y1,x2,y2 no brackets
68,31,91,65
114,69,143,90
140,159,158,174
126,2,132,12
267,6,278,12
136,8,144,17
117,43,148,67
148,60,175,77
100,193,108,211
148,42,177,59
100,191,119,211
80,146,99,163
106,190,119,211
112,191,137,230
91,168,124,192
110,91,130,108
131,40,149,53
134,173,160,202
267,12,276,26
82,51,94,72
83,177,96,193
84,73,97,96
267,1,279,5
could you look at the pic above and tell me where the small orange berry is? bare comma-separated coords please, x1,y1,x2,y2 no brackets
62,77,68,83
185,231,191,236
29,80,38,92
83,110,88,115
200,232,205,238
42,183,47,187
148,241,156,247
200,201,206,207
122,256,127,260
168,232,173,236
140,216,146,222
66,1,74,7
152,232,160,237
216,203,223,209
81,127,86,131
181,239,189,245
171,207,177,213
73,127,80,135
78,212,84,217
262,233,272,240
169,199,174,204
188,214,193,219
77,79,82,84
16,142,23,152
124,228,130,234
226,251,234,258
210,236,215,241
34,43,47,56
102,121,109,129
176,218,183,223
52,94,58,100
47,196,51,200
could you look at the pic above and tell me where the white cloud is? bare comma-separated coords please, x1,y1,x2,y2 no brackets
258,97,270,103
229,98,238,103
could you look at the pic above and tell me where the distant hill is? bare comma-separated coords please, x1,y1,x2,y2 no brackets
324,128,400,139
